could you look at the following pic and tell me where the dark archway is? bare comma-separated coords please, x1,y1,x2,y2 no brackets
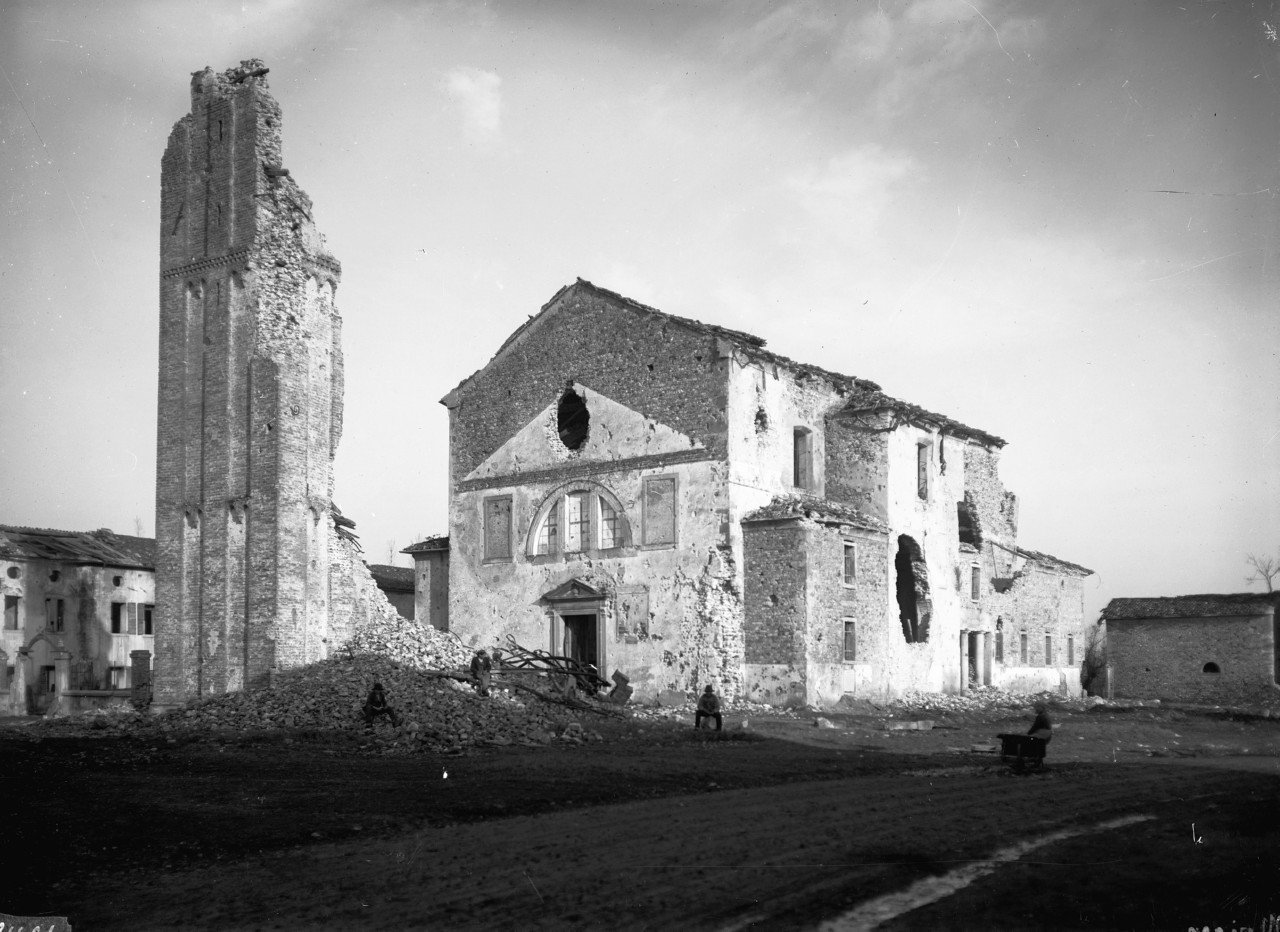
895,535,931,643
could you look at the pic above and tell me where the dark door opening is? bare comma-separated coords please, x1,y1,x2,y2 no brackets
561,613,599,669
966,632,980,687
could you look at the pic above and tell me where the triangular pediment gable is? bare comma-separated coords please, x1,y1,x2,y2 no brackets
541,578,604,603
464,382,703,481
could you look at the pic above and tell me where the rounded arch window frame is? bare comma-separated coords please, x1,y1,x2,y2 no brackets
526,480,632,560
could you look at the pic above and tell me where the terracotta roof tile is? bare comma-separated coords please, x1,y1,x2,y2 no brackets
742,494,887,533
0,525,155,569
402,535,449,554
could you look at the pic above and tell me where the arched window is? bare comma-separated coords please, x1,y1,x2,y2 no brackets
528,482,631,558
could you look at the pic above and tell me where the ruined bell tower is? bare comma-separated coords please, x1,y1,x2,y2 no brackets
153,60,356,705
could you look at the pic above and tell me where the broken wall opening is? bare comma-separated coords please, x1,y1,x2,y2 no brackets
895,534,931,643
557,385,590,450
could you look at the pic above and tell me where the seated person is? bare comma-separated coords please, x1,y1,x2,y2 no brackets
1027,701,1053,742
470,649,492,697
695,684,723,731
362,682,400,728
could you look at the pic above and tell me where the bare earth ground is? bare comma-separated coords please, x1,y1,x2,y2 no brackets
4,704,1279,931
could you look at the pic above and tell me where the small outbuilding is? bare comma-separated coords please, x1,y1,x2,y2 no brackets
1102,593,1280,705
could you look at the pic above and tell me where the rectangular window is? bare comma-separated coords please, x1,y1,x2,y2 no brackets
1067,634,1075,666
111,601,124,634
917,444,929,500
109,666,128,689
482,496,513,562
793,428,814,490
842,543,856,586
843,620,857,662
970,565,980,601
995,630,1003,663
1045,634,1053,667
144,604,154,636
565,492,591,553
642,476,677,546
41,665,56,694
599,497,621,549
4,595,18,631
44,598,65,632
1019,632,1028,665
535,501,559,556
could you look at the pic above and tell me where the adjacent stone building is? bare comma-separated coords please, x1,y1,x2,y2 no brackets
442,279,1092,705
153,60,397,706
0,526,155,715
403,536,450,631
1102,593,1280,705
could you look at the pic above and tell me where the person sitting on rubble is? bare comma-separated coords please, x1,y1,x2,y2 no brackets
362,682,399,729
1027,700,1053,743
695,684,723,731
470,649,492,697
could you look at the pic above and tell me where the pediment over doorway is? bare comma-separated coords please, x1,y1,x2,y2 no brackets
540,578,604,604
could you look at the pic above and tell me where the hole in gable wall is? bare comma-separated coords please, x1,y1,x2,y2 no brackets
1203,662,1220,674
557,386,590,451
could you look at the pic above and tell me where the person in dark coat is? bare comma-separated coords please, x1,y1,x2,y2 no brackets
363,682,399,728
470,649,492,697
1027,700,1053,742
695,684,722,731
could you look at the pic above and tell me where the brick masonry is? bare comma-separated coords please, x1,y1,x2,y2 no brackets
1108,613,1279,705
152,61,393,706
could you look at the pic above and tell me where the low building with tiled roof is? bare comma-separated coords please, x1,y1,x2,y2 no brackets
1102,592,1280,705
1,525,157,715
436,279,1093,706
367,564,416,620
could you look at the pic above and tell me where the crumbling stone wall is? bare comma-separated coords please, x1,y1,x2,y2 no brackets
824,418,889,520
962,445,1018,545
1108,613,1278,705
153,61,391,706
446,285,732,484
978,560,1089,694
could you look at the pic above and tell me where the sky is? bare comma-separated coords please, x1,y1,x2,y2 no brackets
1,0,1277,622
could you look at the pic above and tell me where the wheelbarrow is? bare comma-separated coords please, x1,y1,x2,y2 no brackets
996,733,1048,771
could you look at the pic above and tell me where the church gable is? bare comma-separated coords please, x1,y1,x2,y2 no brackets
464,382,703,482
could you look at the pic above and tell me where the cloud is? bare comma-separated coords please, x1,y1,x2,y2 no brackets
444,66,502,141
782,144,920,245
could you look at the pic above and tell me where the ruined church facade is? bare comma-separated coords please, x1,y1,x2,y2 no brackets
153,61,390,706
444,281,1092,705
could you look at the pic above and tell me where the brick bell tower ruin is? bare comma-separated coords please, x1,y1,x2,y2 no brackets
153,60,381,705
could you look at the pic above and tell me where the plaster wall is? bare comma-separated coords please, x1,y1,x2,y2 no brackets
449,459,741,699
0,558,155,714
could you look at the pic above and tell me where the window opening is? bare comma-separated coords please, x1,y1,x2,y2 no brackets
565,492,591,553
45,598,65,632
1019,632,1028,665
843,620,857,662
1044,634,1053,666
535,501,559,555
599,497,621,549
41,666,56,694
111,602,124,634
1203,662,1220,674
6,566,18,579
842,543,856,586
110,666,128,689
557,387,590,451
642,476,677,546
970,565,980,601
793,427,814,490
3,596,18,631
957,498,982,546
916,444,930,500
1067,634,1075,666
894,535,931,643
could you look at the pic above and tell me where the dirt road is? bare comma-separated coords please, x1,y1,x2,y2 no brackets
5,707,1279,930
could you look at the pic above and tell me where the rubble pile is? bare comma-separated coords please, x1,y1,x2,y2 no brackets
885,688,1102,716
165,653,604,751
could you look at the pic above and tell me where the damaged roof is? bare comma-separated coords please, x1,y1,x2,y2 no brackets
1102,593,1280,621
835,385,1006,448
443,278,884,402
0,525,155,570
367,564,414,592
742,494,887,533
1014,546,1094,577
402,535,449,554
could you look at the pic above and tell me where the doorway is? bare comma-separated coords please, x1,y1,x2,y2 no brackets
559,613,599,669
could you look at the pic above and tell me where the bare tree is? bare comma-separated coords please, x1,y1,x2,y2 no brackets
386,539,398,564
1079,621,1107,695
1246,550,1279,592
